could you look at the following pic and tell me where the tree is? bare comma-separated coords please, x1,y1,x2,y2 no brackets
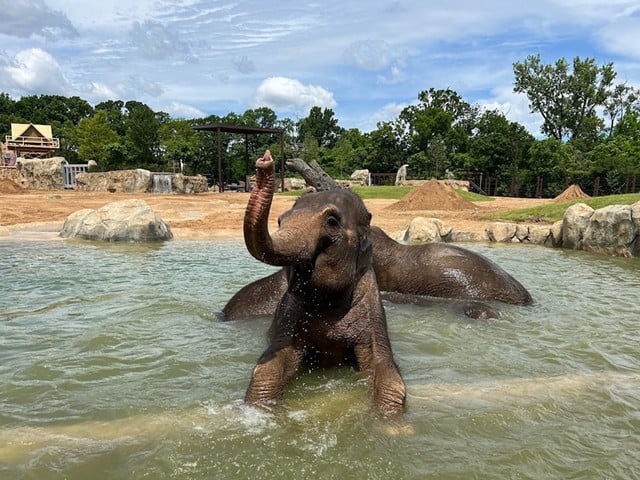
124,101,161,169
297,106,343,148
603,84,640,137
301,133,320,164
75,110,121,167
398,88,478,175
469,110,535,195
158,119,199,173
325,136,355,178
513,55,616,141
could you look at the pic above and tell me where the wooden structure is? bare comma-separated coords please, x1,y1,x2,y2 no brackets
5,123,60,159
192,124,285,192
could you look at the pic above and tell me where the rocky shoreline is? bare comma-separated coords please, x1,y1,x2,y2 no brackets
401,201,640,258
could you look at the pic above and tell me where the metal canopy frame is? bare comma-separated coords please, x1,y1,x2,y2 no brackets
192,124,285,192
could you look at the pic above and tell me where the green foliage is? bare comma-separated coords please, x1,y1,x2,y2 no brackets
484,193,640,223
75,110,120,167
0,54,638,198
297,106,343,148
513,55,617,141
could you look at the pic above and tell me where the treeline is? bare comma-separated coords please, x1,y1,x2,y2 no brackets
1,54,639,197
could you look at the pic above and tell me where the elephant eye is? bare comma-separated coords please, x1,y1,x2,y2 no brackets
325,215,340,229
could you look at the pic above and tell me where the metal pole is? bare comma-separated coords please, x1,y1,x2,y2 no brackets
280,132,285,192
244,132,249,192
217,127,223,192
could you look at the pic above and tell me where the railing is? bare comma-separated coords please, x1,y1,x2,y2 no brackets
5,135,60,149
62,163,89,189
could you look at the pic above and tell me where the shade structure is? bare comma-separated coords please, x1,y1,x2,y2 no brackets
192,124,285,192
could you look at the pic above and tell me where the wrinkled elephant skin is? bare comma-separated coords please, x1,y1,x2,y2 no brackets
241,151,405,416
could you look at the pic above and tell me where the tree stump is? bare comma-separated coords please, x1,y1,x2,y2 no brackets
285,157,341,191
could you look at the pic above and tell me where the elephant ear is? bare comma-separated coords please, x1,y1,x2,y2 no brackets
356,220,373,276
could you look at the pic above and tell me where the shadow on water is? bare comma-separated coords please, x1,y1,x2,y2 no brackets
1,240,639,479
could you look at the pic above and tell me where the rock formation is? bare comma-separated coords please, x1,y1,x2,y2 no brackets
74,170,208,194
401,201,640,258
60,199,173,242
16,157,67,189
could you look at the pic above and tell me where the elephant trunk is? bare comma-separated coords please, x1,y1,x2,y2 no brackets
244,151,312,266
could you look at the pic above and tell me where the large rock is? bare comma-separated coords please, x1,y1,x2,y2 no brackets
16,157,66,189
400,217,452,243
557,201,640,257
170,173,209,194
561,203,594,250
75,169,152,193
60,199,173,242
582,204,636,257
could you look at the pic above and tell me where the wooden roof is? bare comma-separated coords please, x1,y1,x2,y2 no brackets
10,123,54,139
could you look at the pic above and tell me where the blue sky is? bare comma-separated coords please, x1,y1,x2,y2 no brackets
1,0,639,134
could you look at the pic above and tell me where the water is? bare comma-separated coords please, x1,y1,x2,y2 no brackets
152,173,173,194
1,239,639,479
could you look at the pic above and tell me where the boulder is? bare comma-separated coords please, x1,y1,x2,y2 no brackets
350,169,370,185
557,201,640,257
75,169,152,193
401,217,452,243
485,222,517,243
170,173,209,194
549,221,564,247
561,203,594,250
582,204,636,257
16,157,67,189
60,199,173,242
526,225,552,245
283,177,306,191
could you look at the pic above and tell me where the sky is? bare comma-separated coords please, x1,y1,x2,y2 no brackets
0,0,639,134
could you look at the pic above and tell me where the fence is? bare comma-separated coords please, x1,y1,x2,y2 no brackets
62,162,89,189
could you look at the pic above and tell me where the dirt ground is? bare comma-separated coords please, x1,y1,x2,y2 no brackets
0,187,553,241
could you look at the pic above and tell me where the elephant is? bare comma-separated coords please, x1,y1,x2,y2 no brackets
242,150,406,416
223,222,532,322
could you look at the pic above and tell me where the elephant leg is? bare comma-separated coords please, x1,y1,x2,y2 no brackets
355,344,406,415
245,345,303,406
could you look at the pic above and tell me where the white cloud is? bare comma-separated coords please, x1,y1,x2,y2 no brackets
3,48,72,95
252,77,336,113
85,82,120,102
129,20,196,61
343,40,394,71
477,85,544,136
0,0,77,38
596,15,640,59
372,102,408,125
165,101,205,119
130,75,164,97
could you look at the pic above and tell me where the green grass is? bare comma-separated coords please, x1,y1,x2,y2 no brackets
280,185,491,201
351,185,412,199
484,193,640,223
278,185,413,199
279,185,639,223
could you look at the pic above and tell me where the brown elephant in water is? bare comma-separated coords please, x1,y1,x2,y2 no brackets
242,151,406,415
223,201,532,322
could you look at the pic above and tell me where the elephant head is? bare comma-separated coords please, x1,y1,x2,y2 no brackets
244,150,372,297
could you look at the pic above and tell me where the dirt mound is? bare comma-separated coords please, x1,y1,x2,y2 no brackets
554,184,589,201
0,178,24,194
386,179,476,211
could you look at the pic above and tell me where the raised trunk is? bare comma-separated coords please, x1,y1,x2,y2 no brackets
244,151,309,266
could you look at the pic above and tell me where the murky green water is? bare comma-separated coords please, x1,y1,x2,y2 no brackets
1,239,639,479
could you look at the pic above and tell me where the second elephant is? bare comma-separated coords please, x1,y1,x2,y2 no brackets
223,226,532,321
